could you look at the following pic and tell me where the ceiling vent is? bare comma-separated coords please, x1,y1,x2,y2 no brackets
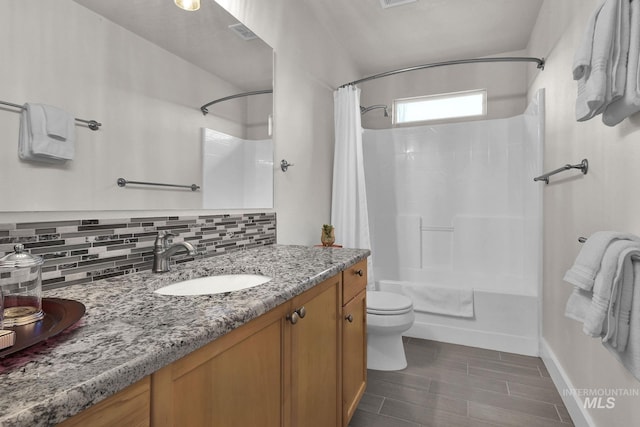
379,0,417,8
228,23,258,41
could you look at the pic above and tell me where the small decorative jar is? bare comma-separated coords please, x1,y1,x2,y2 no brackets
0,244,45,327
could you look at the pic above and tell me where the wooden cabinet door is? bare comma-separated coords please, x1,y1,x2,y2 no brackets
151,304,287,427
289,275,341,427
342,289,367,426
58,377,150,427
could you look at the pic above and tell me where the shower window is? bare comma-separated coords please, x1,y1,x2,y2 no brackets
393,89,487,125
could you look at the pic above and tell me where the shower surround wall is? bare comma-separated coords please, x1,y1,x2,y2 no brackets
0,213,276,291
363,91,543,355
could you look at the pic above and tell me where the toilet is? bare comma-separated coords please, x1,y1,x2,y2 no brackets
366,290,415,371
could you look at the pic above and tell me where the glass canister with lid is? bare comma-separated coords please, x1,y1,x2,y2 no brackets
0,244,45,327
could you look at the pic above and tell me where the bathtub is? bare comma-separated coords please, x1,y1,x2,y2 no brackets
377,272,539,356
363,91,544,357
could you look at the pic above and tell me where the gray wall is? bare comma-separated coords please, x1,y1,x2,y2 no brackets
529,1,640,425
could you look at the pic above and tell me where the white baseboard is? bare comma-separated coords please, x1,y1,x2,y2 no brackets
405,321,539,356
539,338,595,427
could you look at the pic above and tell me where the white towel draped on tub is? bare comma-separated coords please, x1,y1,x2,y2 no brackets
380,280,474,318
564,231,640,380
19,103,75,163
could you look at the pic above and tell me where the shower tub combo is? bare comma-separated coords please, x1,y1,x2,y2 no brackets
363,91,544,356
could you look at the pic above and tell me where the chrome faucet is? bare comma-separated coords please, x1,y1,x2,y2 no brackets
152,231,197,273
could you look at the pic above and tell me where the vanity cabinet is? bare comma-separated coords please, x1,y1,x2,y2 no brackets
58,260,367,427
150,273,341,427
341,259,368,426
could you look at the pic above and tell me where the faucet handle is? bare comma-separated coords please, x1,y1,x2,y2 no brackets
155,231,175,249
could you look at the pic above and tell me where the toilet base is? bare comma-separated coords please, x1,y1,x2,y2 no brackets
367,333,407,371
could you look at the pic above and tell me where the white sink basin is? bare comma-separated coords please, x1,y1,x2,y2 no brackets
154,274,272,296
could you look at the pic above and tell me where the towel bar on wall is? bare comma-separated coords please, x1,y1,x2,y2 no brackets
533,159,589,184
117,178,200,191
0,99,102,130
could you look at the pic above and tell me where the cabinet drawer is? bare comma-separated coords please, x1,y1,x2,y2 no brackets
342,259,367,305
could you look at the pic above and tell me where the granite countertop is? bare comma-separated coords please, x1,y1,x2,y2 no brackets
0,244,370,427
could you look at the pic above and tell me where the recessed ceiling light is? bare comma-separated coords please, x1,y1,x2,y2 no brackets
174,0,200,12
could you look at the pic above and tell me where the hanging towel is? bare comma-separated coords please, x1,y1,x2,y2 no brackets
603,261,640,381
565,238,640,338
565,231,640,380
582,239,639,337
575,0,629,121
18,103,75,163
609,0,630,101
565,287,594,323
603,0,640,125
563,231,640,291
42,104,73,140
603,247,638,351
572,1,601,81
380,280,474,318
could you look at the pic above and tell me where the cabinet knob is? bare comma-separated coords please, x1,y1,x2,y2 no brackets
287,312,300,325
296,306,307,319
354,269,364,277
345,314,354,323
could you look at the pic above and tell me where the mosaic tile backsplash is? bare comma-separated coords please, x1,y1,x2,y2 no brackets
0,213,276,291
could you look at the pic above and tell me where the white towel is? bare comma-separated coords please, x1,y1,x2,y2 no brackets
612,257,636,350
604,260,640,380
380,280,474,318
575,0,629,121
583,239,639,337
603,249,637,350
610,0,630,101
42,104,72,140
564,236,640,352
563,231,640,291
565,287,593,323
572,1,601,81
565,254,623,331
603,0,640,126
18,103,75,163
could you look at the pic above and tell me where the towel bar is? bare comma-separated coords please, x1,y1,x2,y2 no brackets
117,178,200,191
534,159,588,184
0,100,101,130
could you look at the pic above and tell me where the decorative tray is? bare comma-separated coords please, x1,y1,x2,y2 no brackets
0,298,86,358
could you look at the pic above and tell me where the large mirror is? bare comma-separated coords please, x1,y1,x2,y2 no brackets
0,0,273,211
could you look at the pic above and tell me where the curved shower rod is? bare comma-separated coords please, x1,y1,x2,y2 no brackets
339,56,545,88
200,89,273,115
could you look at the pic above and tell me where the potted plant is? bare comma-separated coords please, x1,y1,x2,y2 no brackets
321,224,335,247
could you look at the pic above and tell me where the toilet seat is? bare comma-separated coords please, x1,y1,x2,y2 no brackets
367,291,413,315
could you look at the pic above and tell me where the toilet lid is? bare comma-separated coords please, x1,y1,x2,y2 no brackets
367,291,413,315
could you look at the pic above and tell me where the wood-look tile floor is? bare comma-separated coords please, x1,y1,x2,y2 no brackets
349,338,574,427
